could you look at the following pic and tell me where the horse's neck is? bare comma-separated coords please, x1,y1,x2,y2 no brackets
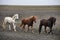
12,16,15,20
30,18,34,23
48,19,54,26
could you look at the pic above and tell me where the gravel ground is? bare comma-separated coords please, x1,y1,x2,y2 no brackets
0,26,60,40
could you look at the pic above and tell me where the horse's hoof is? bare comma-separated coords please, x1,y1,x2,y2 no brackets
32,31,34,34
24,30,27,33
47,32,52,34
3,29,6,31
48,32,50,34
9,29,11,31
45,31,47,33
14,30,16,32
51,32,54,34
39,33,40,34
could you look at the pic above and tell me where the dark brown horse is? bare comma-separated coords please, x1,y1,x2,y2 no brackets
20,16,37,33
39,17,56,34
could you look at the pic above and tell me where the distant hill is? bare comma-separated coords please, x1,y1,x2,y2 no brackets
0,5,60,10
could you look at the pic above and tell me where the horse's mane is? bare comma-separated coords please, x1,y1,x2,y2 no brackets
47,17,56,25
48,17,56,21
22,16,33,20
12,14,18,20
21,16,37,21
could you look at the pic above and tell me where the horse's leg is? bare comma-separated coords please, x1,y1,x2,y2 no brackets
22,25,25,29
48,27,53,34
26,25,29,32
20,23,23,27
28,26,29,31
45,26,47,33
20,23,24,29
19,23,24,29
31,26,34,33
9,24,11,30
39,24,42,34
23,25,26,32
13,23,16,31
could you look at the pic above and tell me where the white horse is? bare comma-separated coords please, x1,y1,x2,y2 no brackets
3,14,19,31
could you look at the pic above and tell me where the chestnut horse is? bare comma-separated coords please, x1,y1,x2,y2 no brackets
39,17,56,34
20,16,37,33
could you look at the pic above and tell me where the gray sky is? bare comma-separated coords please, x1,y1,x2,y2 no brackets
0,0,60,5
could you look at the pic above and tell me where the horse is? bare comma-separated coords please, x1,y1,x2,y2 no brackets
39,17,56,34
20,16,37,33
2,14,19,31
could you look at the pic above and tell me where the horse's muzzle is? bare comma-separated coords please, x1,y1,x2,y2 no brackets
16,19,19,21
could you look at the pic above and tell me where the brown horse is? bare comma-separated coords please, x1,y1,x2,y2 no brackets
39,17,56,34
20,16,37,33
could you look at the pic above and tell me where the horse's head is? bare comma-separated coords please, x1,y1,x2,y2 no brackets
31,16,37,23
13,14,19,20
53,18,56,25
48,17,56,25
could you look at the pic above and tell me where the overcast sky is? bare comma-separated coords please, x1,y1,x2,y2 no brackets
0,0,60,5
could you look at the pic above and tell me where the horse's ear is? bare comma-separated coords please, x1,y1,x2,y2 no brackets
33,16,34,18
34,16,37,19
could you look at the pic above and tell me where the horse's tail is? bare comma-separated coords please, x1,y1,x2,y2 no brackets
2,18,6,30
20,21,23,28
0,20,3,28
20,19,24,27
0,19,6,30
39,22,42,34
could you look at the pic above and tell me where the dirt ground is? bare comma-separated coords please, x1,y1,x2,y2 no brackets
0,6,60,40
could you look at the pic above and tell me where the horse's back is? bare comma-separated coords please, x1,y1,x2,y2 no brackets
22,18,30,24
40,19,50,26
5,17,12,21
4,17,14,23
40,19,48,23
21,16,36,25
